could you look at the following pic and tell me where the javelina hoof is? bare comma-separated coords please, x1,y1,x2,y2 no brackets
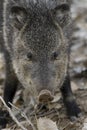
66,101,82,121
70,110,82,122
38,90,54,103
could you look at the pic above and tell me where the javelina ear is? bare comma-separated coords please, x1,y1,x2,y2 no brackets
55,3,70,12
10,6,27,30
52,3,71,27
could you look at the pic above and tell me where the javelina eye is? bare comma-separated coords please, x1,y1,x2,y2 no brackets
51,52,59,61
27,52,33,61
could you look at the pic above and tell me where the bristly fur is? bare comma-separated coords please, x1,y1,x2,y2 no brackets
3,0,72,97
2,0,81,120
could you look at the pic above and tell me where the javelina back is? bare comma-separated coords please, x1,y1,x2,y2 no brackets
2,0,81,120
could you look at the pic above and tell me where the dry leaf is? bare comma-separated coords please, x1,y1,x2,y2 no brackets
37,117,59,130
52,93,61,103
71,82,79,92
48,103,61,110
82,118,87,130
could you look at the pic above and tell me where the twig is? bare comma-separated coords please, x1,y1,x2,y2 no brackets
62,122,70,130
0,96,27,130
9,102,36,130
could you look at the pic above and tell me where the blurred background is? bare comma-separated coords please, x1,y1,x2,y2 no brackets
70,0,87,90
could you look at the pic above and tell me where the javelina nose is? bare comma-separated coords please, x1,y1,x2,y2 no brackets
38,90,54,103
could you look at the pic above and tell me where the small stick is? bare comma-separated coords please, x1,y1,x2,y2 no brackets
9,102,36,130
0,96,27,130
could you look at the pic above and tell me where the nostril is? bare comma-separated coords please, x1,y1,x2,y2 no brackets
38,90,54,103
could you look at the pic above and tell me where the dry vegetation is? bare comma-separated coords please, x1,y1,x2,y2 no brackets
0,0,87,130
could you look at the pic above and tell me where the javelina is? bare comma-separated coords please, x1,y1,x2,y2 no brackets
2,0,81,120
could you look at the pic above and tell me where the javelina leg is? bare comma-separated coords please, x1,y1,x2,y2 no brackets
0,49,18,128
3,49,18,108
4,72,18,108
61,74,81,121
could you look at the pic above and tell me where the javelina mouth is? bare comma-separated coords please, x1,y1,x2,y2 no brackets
38,90,54,103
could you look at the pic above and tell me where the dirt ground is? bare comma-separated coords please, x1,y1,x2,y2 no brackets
0,0,87,130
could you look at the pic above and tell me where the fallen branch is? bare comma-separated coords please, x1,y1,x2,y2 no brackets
9,102,36,130
0,96,27,130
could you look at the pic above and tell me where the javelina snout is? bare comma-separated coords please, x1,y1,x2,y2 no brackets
38,89,54,103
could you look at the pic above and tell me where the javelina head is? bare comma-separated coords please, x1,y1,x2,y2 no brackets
6,0,71,100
